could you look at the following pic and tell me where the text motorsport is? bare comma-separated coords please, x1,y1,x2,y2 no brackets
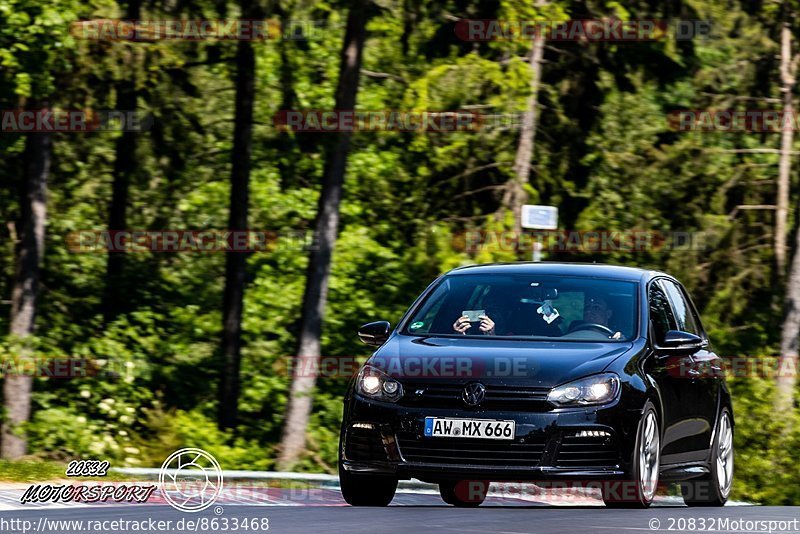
21,483,156,505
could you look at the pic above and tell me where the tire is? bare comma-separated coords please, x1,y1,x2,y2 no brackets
681,409,733,507
439,480,488,507
603,402,660,508
339,462,397,506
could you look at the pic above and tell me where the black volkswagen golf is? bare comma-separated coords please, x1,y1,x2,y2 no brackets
339,263,733,508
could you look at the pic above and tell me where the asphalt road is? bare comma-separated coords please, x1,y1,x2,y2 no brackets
1,494,798,534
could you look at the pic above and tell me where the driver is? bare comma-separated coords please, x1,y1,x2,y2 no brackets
567,294,614,333
584,295,613,327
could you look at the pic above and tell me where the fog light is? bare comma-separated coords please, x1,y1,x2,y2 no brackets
575,430,611,438
352,422,375,430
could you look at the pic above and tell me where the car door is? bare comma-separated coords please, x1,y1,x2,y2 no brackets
660,279,718,456
645,281,684,454
646,279,703,462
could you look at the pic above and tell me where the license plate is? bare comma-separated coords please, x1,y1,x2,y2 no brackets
424,417,515,440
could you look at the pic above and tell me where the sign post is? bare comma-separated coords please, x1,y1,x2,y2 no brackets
520,205,558,262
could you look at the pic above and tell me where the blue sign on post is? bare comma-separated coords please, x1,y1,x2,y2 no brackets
521,205,558,230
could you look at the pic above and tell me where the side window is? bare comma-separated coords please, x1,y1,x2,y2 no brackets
649,283,677,344
660,280,700,336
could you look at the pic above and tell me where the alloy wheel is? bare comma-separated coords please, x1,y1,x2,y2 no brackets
715,412,734,498
639,411,660,502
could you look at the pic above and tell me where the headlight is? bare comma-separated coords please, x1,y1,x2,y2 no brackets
356,364,403,402
547,373,620,406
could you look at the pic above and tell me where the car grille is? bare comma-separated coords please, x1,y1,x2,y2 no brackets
396,431,547,466
345,426,388,463
555,433,620,468
399,383,552,410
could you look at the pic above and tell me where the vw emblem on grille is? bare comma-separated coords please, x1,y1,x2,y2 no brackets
462,382,486,406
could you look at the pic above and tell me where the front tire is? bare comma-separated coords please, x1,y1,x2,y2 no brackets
339,462,397,506
439,480,488,507
603,402,660,508
681,409,733,507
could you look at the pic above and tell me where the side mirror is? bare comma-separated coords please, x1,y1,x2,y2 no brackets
358,321,391,346
659,330,703,352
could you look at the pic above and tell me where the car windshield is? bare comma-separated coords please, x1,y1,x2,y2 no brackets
403,274,638,341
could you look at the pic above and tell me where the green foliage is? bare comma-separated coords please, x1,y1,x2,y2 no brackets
136,408,274,471
729,375,800,505
0,0,799,506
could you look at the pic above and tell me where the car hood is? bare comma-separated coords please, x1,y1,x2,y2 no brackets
369,335,634,388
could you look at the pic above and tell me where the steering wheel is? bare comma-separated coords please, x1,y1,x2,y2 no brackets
568,322,615,336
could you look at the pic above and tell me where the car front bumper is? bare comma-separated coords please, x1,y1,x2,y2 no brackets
341,393,643,482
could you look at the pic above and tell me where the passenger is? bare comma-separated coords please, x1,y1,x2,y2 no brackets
452,293,502,335
452,309,496,335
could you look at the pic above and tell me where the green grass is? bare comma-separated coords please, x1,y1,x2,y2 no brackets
0,460,134,482
0,460,66,482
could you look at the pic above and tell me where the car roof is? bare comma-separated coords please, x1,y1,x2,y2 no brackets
446,262,663,282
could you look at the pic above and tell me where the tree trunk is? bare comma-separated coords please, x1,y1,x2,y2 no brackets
499,17,545,234
775,18,799,416
776,22,796,275
778,230,800,414
277,0,369,469
102,0,141,322
218,16,256,430
1,102,51,459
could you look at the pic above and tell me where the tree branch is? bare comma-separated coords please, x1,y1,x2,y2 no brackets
360,69,405,82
